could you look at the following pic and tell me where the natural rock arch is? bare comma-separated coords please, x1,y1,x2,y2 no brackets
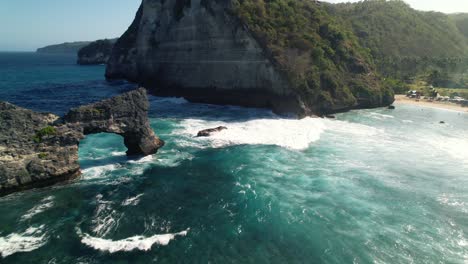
0,88,163,196
64,88,164,155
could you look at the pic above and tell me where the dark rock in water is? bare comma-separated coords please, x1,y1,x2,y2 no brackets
0,88,163,196
197,126,228,137
325,115,336,119
77,39,116,65
440,121,445,124
388,105,396,109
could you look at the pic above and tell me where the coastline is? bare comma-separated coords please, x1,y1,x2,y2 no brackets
394,95,468,113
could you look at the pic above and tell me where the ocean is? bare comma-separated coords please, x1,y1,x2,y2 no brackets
0,52,467,263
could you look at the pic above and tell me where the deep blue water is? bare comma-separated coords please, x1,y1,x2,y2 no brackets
0,52,468,263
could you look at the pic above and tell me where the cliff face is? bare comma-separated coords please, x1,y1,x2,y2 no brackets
106,0,303,114
0,88,163,196
77,39,117,65
106,0,394,115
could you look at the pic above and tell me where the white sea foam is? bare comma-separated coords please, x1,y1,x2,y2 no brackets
178,117,327,150
127,155,154,164
92,195,122,237
78,229,189,253
0,226,48,258
156,150,194,167
20,196,55,221
82,164,120,180
121,194,144,206
111,151,126,156
368,112,394,120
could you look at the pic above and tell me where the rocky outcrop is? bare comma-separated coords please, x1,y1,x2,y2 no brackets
196,126,227,137
106,0,394,116
77,39,117,65
63,88,164,155
0,88,163,196
106,0,304,114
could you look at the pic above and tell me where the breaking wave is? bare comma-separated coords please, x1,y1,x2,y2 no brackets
121,194,144,206
0,226,48,258
78,229,190,253
20,196,54,221
177,117,327,150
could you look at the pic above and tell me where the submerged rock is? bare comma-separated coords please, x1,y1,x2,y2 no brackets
388,105,396,109
0,88,163,196
196,126,228,137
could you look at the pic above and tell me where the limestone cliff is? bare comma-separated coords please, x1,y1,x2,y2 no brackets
106,0,303,114
77,39,117,65
0,88,163,196
106,0,394,116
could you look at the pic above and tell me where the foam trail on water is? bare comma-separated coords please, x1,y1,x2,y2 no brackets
82,164,119,180
78,229,190,253
121,194,144,206
178,117,326,150
20,196,54,221
0,226,48,258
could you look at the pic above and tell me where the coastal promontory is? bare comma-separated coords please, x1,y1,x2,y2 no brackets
77,39,117,65
0,88,163,196
106,0,394,116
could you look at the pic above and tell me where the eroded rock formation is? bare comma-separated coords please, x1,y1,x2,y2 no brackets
77,39,117,65
0,88,163,196
106,0,304,114
106,0,394,116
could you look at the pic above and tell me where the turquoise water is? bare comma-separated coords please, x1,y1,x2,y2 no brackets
0,53,468,263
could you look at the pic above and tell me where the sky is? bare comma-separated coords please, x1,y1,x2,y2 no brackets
0,0,141,51
0,0,468,51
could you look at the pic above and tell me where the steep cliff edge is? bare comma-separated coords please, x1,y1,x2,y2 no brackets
0,88,163,196
77,39,117,65
106,0,394,116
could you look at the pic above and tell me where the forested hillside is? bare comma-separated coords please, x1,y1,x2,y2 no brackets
233,0,393,111
325,0,468,90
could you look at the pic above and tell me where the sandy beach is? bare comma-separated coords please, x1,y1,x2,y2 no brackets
394,95,468,113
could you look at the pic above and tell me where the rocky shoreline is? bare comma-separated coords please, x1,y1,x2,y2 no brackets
0,88,163,196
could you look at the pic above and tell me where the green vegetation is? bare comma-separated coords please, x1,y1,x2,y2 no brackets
33,126,57,143
233,0,393,112
326,0,468,94
327,0,467,58
434,88,468,99
38,153,49,159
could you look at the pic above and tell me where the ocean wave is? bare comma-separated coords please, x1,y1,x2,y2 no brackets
121,194,144,206
0,225,48,258
92,195,122,237
20,196,55,221
82,164,120,180
78,229,189,253
127,155,154,164
177,117,326,150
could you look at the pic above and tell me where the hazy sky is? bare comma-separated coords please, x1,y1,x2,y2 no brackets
1,0,467,51
0,0,141,51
